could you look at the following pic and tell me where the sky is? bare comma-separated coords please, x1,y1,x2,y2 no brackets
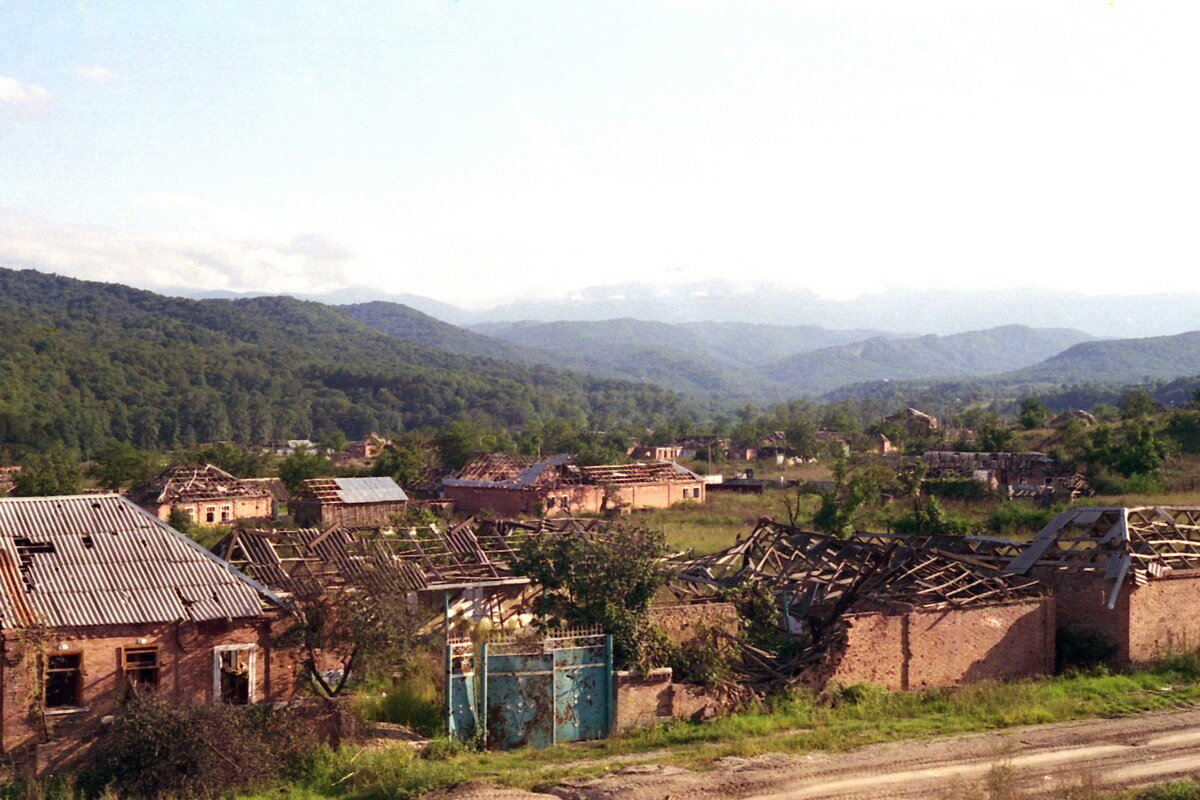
2,1,1199,310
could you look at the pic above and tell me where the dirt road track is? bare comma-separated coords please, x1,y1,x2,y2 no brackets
475,706,1200,800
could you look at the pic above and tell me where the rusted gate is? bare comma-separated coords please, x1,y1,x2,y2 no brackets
446,628,614,749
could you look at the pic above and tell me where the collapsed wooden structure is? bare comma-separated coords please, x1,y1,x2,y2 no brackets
212,517,612,625
671,519,1051,689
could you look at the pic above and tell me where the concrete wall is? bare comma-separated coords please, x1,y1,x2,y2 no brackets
0,616,298,763
807,598,1055,691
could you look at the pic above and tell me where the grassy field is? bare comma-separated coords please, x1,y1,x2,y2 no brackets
238,653,1200,800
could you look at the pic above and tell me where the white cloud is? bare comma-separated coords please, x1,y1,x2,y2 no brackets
0,75,51,116
73,65,115,84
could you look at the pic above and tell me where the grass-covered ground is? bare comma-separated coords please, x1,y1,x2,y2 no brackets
241,654,1200,800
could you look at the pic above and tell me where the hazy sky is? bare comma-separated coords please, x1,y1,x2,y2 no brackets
2,1,1197,308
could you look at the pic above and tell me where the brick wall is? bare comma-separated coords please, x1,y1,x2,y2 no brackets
0,615,298,761
1125,571,1200,665
806,598,1055,691
612,668,724,731
649,602,740,648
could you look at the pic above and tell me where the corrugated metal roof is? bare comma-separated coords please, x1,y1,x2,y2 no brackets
0,494,280,630
330,477,409,504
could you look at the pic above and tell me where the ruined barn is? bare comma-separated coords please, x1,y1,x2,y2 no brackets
673,520,1054,691
1002,506,1200,667
441,453,705,516
291,476,409,527
0,494,296,772
126,463,273,526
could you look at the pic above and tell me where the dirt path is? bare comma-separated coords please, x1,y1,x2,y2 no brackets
464,706,1200,800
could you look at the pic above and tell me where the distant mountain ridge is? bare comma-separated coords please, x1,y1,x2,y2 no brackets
1002,331,1200,384
763,325,1095,394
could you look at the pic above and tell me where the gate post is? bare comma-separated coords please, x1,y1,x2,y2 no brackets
479,641,489,748
604,634,615,736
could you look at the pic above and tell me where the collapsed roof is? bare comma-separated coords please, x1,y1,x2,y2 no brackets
127,463,271,505
213,517,611,595
295,476,409,505
443,453,701,490
671,519,1046,688
1004,506,1200,608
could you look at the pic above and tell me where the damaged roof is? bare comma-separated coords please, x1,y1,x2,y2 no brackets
213,517,614,595
0,494,281,629
126,463,271,505
443,453,700,489
296,476,409,505
1005,506,1200,608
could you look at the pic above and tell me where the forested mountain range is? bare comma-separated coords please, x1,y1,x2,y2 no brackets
0,268,685,455
763,325,1094,394
1001,332,1200,384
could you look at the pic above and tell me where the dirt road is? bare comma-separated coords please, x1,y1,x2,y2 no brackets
459,706,1200,800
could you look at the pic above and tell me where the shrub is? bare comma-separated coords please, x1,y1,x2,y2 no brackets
78,693,318,799
1056,629,1118,672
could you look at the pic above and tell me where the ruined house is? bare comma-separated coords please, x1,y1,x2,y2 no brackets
1051,409,1098,428
212,517,608,628
126,464,273,526
673,436,730,460
885,407,940,438
673,520,1053,691
628,445,683,461
241,476,290,518
1001,506,1200,667
0,494,296,771
0,466,19,496
345,433,391,459
441,453,706,516
921,450,1089,499
291,476,409,527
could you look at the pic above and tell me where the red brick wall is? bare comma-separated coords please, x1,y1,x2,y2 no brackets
1126,571,1200,665
649,602,740,647
807,598,1055,691
0,616,298,757
612,668,725,731
1034,568,1130,666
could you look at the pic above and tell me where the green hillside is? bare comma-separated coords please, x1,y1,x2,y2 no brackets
0,268,687,454
1002,331,1200,384
764,325,1094,394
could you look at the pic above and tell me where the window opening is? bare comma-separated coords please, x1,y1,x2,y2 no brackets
213,646,254,705
122,645,159,689
44,653,83,708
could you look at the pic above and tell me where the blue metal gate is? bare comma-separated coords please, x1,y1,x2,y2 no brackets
446,628,613,749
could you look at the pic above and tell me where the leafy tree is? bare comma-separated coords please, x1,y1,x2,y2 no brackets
279,565,419,697
1119,388,1157,420
371,435,437,488
1165,410,1200,454
1017,397,1050,430
189,442,271,477
802,457,894,539
1084,421,1169,478
278,445,333,492
14,449,82,496
89,439,155,491
436,421,513,471
976,423,1017,453
512,526,670,670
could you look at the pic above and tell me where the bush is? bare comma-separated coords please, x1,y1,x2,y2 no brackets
1056,629,1118,672
79,693,319,799
670,624,740,688
924,478,994,502
986,503,1058,537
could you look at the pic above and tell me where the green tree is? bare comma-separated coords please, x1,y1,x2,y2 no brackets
371,435,437,488
1017,397,1050,430
512,526,670,670
189,442,270,477
1165,410,1200,454
976,423,1017,453
1119,389,1157,420
14,449,82,496
278,445,333,492
803,457,894,539
1084,421,1169,478
89,439,155,491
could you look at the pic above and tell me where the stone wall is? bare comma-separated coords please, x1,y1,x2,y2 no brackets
806,598,1055,691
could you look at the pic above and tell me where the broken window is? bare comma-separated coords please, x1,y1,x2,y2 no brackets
205,506,216,523
122,645,159,690
213,645,255,705
546,496,557,509
44,652,83,709
220,505,232,522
